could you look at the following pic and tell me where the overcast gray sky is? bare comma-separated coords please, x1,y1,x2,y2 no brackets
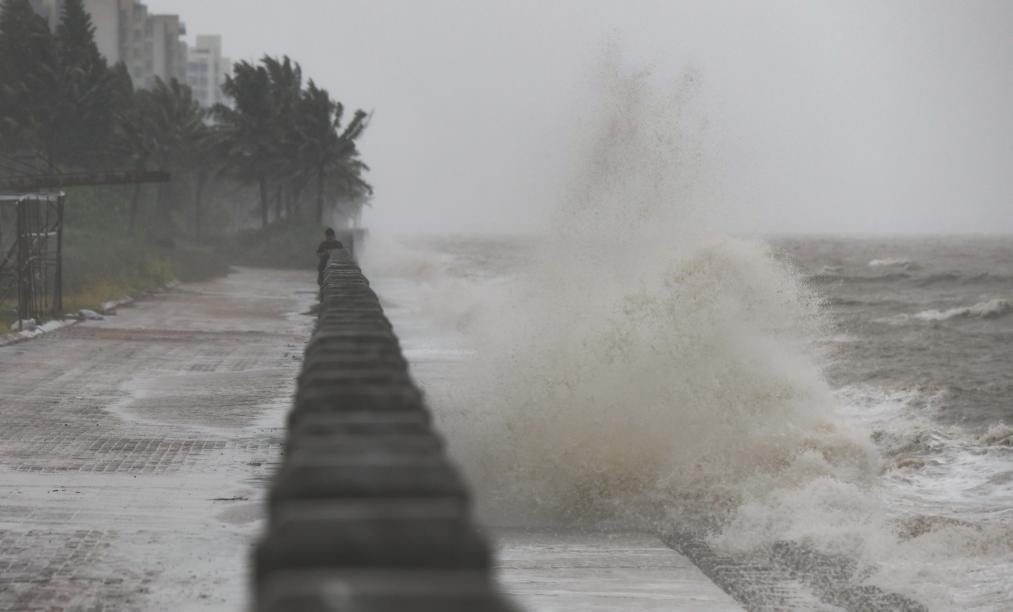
147,0,1013,235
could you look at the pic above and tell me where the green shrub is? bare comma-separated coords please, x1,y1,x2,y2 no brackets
60,226,230,313
223,220,326,269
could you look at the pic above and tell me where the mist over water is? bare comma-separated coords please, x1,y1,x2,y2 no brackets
363,55,1013,611
443,58,868,525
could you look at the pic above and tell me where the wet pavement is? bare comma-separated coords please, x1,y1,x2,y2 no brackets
0,267,746,611
495,530,743,611
0,268,316,611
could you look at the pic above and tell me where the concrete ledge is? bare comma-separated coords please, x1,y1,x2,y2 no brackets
254,247,515,611
258,570,517,612
286,410,433,432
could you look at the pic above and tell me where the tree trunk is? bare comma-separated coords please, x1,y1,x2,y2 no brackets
194,171,207,242
128,183,142,234
291,182,306,220
128,159,147,234
275,185,283,222
316,164,325,225
258,175,269,229
157,183,171,228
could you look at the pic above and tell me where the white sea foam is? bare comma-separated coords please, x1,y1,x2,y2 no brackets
869,258,914,268
914,298,1013,322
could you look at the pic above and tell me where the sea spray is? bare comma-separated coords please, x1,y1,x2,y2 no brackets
361,54,1013,611
421,56,886,545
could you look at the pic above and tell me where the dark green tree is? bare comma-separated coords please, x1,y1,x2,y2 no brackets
291,81,372,224
140,78,209,228
55,0,104,70
0,0,59,160
53,0,117,167
262,56,304,222
112,78,208,232
215,59,276,228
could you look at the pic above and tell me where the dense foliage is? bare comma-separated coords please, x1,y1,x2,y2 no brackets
0,0,372,238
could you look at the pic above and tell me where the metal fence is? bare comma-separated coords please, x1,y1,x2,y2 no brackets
0,193,65,329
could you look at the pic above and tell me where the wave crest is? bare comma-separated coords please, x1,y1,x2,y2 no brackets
914,298,1013,322
869,258,917,269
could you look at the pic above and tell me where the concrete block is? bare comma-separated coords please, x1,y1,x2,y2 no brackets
268,453,467,508
308,330,401,348
255,499,491,577
285,431,443,454
303,343,404,361
286,410,432,434
301,354,407,374
258,570,517,612
298,368,415,389
294,385,426,414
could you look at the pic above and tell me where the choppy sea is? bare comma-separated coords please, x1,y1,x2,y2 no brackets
362,234,1013,611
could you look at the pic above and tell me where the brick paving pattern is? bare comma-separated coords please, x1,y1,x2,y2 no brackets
0,268,315,611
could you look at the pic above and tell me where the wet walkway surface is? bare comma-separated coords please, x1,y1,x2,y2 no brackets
1,267,747,611
495,530,743,611
0,268,316,611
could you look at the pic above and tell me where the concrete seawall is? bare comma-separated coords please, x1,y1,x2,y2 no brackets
254,248,517,611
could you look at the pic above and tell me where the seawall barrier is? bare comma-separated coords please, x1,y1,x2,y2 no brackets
254,248,517,611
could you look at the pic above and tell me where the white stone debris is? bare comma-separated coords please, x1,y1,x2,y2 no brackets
100,297,134,315
10,318,37,331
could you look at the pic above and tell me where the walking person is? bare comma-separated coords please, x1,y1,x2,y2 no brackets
316,228,344,286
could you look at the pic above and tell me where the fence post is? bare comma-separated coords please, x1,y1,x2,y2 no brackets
54,195,64,314
15,199,25,330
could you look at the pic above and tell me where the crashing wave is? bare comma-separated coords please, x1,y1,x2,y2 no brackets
980,424,1013,447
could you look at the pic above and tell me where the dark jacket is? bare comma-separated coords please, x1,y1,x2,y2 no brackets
316,238,344,285
316,238,344,265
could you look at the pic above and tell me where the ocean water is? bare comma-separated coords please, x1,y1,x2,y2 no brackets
362,233,1013,611
356,56,1011,611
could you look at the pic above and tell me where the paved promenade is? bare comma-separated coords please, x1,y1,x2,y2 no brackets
0,267,747,611
496,530,742,611
0,269,315,611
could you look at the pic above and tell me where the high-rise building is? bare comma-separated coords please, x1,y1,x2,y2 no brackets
148,14,186,87
186,34,230,108
24,0,216,95
81,0,120,63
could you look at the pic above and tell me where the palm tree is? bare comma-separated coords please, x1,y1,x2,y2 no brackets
215,61,273,228
290,81,372,224
261,56,305,223
190,126,227,241
215,56,304,228
113,78,207,231
215,55,372,229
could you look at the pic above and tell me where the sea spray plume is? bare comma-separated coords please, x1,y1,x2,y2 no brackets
559,48,707,245
444,53,882,544
360,55,1013,609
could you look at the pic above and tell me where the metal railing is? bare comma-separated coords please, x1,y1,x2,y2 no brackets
0,193,65,329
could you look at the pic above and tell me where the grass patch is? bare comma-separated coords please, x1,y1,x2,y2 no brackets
223,220,328,269
0,229,233,327
61,228,230,313
2,188,329,329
